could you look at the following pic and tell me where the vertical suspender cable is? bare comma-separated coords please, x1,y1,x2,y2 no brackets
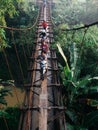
3,116,9,130
24,30,31,56
80,28,88,46
19,31,28,67
2,48,20,104
11,30,25,83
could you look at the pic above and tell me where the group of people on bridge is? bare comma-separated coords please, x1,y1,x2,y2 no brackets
36,20,49,80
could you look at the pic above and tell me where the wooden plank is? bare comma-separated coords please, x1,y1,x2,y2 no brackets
39,80,48,130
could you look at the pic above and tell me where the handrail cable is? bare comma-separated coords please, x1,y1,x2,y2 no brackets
61,21,98,31
0,7,40,31
51,14,98,31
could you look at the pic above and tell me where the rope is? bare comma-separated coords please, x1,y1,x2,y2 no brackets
0,7,40,31
61,21,98,31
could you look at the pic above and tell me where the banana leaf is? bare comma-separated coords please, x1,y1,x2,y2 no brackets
57,43,72,80
88,86,98,94
65,109,78,124
66,123,88,130
83,110,98,127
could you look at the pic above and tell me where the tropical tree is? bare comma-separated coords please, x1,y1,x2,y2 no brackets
0,0,19,48
57,44,98,130
0,107,20,130
52,0,98,26
0,0,33,49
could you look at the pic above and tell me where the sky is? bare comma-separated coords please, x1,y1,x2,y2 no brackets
78,0,85,2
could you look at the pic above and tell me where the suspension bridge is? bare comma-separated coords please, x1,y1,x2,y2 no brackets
0,0,98,130
17,1,66,130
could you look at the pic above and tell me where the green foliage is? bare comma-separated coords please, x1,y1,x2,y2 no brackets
0,86,11,105
52,0,98,26
0,0,18,25
0,29,7,49
66,122,88,130
57,44,98,129
83,110,98,128
0,0,37,49
0,0,38,83
0,80,12,105
53,1,98,129
0,107,20,130
0,0,18,48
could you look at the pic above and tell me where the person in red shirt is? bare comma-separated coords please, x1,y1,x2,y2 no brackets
37,40,49,54
42,20,48,30
41,40,49,54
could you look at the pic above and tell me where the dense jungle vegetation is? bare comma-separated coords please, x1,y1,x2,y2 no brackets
0,0,98,130
0,0,38,129
52,0,98,130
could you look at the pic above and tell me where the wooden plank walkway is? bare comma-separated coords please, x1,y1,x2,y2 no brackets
39,4,48,130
